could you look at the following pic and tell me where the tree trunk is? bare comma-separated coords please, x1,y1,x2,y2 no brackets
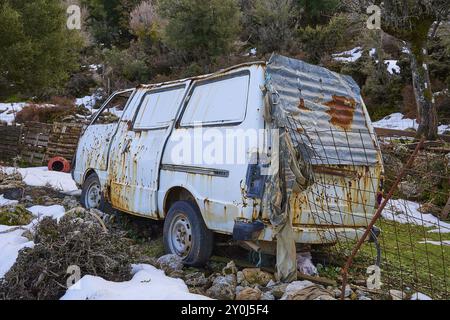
409,46,438,140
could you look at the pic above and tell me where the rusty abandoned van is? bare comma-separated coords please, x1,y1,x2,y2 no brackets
73,55,383,266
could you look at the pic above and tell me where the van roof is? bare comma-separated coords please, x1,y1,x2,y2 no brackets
137,60,266,90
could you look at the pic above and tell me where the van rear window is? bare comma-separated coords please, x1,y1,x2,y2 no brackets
180,73,249,126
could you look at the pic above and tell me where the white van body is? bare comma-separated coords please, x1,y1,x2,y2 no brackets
73,58,383,262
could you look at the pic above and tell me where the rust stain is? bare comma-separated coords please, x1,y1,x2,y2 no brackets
298,98,310,111
324,95,357,131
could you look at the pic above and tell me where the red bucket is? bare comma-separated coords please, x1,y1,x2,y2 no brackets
47,157,71,173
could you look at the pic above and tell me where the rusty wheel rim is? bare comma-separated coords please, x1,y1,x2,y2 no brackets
86,182,101,209
168,213,192,258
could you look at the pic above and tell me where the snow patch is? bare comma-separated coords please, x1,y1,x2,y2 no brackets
384,60,400,74
419,240,450,247
28,205,66,222
381,199,450,234
61,264,211,300
373,113,450,134
1,167,79,193
0,229,34,278
373,113,419,131
0,195,18,207
0,103,26,125
332,47,363,63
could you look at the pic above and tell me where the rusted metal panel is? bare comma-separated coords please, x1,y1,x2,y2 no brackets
266,55,384,235
267,55,380,166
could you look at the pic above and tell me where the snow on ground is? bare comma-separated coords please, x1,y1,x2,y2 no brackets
382,199,450,234
0,228,34,278
384,60,400,74
28,205,66,222
0,195,18,207
332,47,363,63
373,113,419,131
61,264,210,300
76,93,101,111
1,167,79,193
0,103,26,125
373,113,450,134
419,240,450,247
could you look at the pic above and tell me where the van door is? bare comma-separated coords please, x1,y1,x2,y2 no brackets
73,89,134,185
107,82,190,218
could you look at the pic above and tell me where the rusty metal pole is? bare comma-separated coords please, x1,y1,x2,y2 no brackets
340,137,425,300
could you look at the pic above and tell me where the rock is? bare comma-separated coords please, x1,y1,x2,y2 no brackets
267,283,288,299
281,281,334,300
333,289,342,298
314,295,336,300
189,287,207,296
281,281,314,300
236,287,262,300
359,296,372,301
389,289,406,300
236,271,245,284
241,268,273,286
206,274,237,300
356,289,368,300
157,254,184,274
235,285,244,296
343,285,353,298
260,291,276,300
296,252,318,276
398,181,421,198
185,272,209,288
222,261,237,276
410,292,432,300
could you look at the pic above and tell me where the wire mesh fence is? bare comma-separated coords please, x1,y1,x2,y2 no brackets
285,115,449,300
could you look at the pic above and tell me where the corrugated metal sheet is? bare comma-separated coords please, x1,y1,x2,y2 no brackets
266,55,379,166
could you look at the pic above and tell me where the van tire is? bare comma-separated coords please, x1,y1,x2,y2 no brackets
81,173,105,210
163,201,213,266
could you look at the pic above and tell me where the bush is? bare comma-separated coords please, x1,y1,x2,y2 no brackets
0,0,82,99
0,212,134,300
297,14,352,64
158,0,241,60
15,104,76,124
65,72,98,98
242,0,297,54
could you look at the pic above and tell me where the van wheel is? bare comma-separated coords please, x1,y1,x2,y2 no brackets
163,201,213,266
81,174,104,210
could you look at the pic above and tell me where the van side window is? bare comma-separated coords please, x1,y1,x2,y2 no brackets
94,91,132,124
134,86,186,130
180,72,250,126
